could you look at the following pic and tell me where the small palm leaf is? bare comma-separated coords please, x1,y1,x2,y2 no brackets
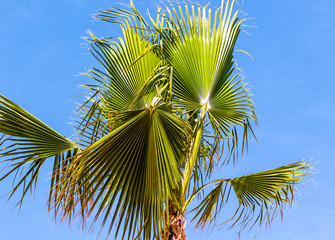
0,94,78,205
86,18,165,113
73,98,109,148
191,160,311,232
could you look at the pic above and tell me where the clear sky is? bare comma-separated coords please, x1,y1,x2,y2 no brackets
0,0,334,239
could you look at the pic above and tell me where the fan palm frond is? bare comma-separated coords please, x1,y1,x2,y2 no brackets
85,17,165,113
191,160,312,232
51,102,190,239
0,94,78,205
154,0,257,179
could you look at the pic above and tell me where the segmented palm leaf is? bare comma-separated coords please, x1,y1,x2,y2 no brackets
191,161,311,233
51,102,190,240
85,17,166,113
0,94,78,205
159,0,257,164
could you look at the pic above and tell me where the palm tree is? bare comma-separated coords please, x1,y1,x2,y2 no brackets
0,0,311,239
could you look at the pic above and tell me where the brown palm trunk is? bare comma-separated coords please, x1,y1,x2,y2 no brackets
162,212,186,240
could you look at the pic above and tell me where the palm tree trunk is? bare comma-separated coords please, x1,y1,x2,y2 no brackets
162,212,186,240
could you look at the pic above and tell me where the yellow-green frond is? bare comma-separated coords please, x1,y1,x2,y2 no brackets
191,160,312,232
50,102,190,240
0,94,78,206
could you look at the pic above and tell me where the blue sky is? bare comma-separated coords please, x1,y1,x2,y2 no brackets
0,0,334,239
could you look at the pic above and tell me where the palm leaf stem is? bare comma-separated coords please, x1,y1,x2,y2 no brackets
181,103,207,204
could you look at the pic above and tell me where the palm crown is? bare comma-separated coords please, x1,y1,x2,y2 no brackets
0,0,311,239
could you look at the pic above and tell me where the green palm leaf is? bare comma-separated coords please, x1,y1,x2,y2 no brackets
85,18,165,113
191,160,311,232
0,94,78,205
51,102,190,239
155,0,257,168
163,1,255,117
